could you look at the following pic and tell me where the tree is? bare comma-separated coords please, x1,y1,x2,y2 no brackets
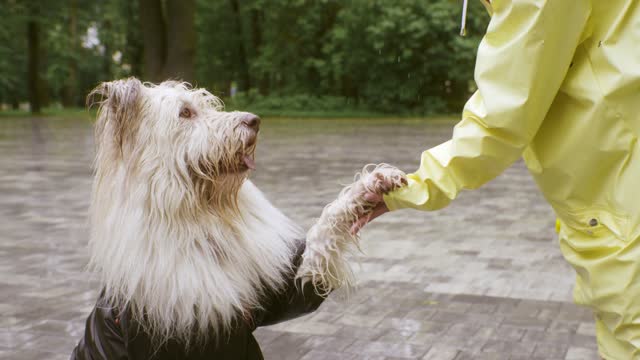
62,0,78,107
27,2,43,114
228,0,251,91
0,0,27,109
139,0,196,82
2,0,488,114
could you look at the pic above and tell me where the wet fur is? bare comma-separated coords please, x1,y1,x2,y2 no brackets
297,164,406,295
87,77,405,348
88,79,301,347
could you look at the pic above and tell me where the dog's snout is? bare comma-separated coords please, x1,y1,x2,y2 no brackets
241,113,261,132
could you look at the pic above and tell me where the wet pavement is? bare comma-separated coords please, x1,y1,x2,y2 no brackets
1,116,599,359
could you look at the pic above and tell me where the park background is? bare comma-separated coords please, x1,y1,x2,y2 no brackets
1,1,603,359
1,0,489,116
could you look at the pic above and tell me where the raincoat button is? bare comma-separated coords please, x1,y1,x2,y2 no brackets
589,218,599,227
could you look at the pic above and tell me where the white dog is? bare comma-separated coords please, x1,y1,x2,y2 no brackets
71,78,405,360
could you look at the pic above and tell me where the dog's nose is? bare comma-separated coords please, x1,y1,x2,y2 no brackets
241,113,261,132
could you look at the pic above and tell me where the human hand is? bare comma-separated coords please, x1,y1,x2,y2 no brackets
349,166,406,234
350,196,389,234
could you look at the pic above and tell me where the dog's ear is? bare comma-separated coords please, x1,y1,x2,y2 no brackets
88,78,143,149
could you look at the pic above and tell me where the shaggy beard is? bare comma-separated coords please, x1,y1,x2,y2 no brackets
88,161,301,348
188,153,256,216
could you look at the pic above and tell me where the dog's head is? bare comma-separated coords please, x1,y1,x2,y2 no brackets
88,78,260,208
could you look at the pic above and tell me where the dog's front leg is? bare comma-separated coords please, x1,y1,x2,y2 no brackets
296,164,407,294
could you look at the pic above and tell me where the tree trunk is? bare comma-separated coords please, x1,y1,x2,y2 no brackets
164,0,196,82
103,19,112,80
27,16,42,114
125,0,144,78
62,0,78,107
139,0,196,83
250,8,268,94
139,0,166,82
229,0,251,91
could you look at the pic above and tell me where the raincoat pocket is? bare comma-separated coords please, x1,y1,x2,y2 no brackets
559,207,630,243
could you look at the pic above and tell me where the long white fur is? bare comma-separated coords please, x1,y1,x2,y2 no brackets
297,164,406,295
89,79,302,347
88,78,405,349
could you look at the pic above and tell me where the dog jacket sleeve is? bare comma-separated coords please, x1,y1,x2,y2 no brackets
70,293,128,360
253,239,326,327
70,240,325,359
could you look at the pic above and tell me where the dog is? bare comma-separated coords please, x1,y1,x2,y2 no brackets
70,78,406,359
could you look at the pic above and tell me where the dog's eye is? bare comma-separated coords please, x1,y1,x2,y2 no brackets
179,107,195,119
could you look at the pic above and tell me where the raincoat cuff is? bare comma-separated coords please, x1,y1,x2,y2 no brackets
383,176,430,211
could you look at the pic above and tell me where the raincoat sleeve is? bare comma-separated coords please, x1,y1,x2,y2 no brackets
383,0,591,211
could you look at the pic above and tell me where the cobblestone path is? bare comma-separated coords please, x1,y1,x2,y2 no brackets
1,117,599,359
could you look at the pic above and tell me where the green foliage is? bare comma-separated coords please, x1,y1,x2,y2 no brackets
2,0,489,115
226,91,380,118
1,0,140,109
195,0,489,115
324,0,487,113
0,1,28,105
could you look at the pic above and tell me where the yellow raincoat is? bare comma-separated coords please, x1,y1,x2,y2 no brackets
383,0,640,358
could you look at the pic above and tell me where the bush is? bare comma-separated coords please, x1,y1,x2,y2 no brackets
227,89,453,117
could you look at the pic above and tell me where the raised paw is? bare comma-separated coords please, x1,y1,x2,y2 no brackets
297,164,407,294
362,166,407,197
346,165,407,233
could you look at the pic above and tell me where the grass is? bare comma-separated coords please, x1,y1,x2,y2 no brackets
0,106,458,123
0,107,94,119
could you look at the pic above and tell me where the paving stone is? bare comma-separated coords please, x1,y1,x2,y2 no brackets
377,329,415,343
484,325,527,341
344,339,430,359
378,318,434,333
576,322,596,337
523,329,572,344
421,345,459,360
547,320,579,334
333,325,388,341
564,346,600,360
301,335,355,352
454,351,503,360
253,329,281,347
501,316,550,331
569,333,599,350
531,343,568,359
445,323,480,338
300,350,358,360
266,320,341,336
339,313,387,328
481,339,535,356
260,333,311,360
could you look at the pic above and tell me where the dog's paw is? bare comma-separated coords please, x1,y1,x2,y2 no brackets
361,165,407,198
297,164,407,295
347,164,407,212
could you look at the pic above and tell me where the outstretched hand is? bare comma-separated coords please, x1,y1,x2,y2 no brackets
349,169,406,234
350,192,390,234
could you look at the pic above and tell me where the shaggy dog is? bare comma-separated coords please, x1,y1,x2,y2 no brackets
71,78,405,360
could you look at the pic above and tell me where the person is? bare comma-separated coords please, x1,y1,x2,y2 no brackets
354,1,640,359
